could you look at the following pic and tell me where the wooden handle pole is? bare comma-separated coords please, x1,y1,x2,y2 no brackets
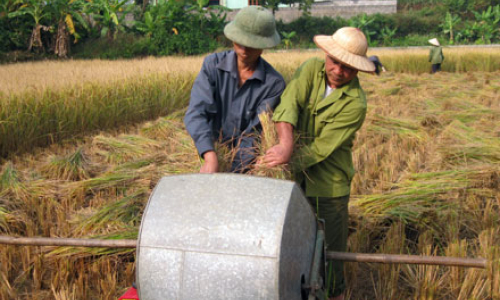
0,236,137,248
0,236,487,269
326,251,487,269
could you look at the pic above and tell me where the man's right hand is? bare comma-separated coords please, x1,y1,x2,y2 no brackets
200,151,219,173
260,143,293,167
258,122,294,167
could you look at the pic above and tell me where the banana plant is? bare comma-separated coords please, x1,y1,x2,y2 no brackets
48,0,89,57
472,5,500,44
380,26,397,46
85,0,131,40
133,0,171,38
281,31,296,49
8,0,51,51
348,14,376,45
440,12,461,44
196,0,209,10
0,0,23,18
0,0,25,50
134,11,159,38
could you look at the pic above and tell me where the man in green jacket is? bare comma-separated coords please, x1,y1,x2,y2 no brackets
428,38,444,73
260,27,375,300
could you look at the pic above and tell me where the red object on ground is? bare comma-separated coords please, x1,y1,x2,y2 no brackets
118,287,139,300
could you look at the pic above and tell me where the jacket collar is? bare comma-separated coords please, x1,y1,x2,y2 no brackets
316,65,360,111
216,50,266,82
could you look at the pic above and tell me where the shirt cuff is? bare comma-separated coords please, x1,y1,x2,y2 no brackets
272,110,298,127
195,138,214,157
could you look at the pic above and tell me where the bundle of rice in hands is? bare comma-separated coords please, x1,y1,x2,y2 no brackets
251,111,292,179
213,111,293,180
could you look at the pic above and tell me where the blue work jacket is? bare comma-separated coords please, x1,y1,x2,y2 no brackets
184,50,285,172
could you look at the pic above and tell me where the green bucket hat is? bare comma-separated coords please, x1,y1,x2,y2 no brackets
224,6,281,49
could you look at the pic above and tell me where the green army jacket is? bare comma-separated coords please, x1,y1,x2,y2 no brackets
429,46,444,64
273,58,367,198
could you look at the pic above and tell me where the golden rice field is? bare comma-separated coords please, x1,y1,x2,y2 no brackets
0,48,499,299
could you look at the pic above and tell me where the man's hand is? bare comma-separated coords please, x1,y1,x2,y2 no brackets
258,122,294,167
260,144,293,167
200,151,218,173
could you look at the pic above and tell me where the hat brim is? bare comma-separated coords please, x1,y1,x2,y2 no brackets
224,21,281,49
313,35,375,73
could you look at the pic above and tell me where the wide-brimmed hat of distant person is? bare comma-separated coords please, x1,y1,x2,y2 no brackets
428,38,440,46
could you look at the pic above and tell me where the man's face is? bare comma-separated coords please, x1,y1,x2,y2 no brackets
233,42,263,65
324,54,358,88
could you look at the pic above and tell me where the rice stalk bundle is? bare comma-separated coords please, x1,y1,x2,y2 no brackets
351,169,489,227
439,120,500,165
402,245,444,299
41,148,90,181
251,111,291,180
111,154,172,180
45,231,137,258
62,171,138,205
366,113,424,140
477,228,500,300
0,206,9,232
366,223,408,299
80,172,138,192
0,162,27,199
213,139,237,173
140,112,186,140
91,135,152,164
73,189,148,236
439,99,498,125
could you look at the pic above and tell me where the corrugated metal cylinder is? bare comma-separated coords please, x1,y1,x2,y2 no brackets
136,174,317,300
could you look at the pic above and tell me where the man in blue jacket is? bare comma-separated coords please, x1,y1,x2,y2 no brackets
184,6,285,173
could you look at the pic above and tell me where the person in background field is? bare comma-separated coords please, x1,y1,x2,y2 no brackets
260,27,375,300
184,6,285,173
428,38,444,73
369,55,386,75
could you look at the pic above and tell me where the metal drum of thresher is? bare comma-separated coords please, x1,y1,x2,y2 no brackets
136,174,317,300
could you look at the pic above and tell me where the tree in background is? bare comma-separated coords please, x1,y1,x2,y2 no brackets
85,0,132,40
134,0,227,56
48,0,89,58
8,0,51,52
442,0,472,15
440,12,461,44
281,31,296,49
0,0,30,53
380,26,397,46
472,4,500,43
134,0,149,16
349,14,376,45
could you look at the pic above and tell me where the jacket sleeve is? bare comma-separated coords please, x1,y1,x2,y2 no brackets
293,103,366,171
272,60,314,126
244,77,286,132
184,56,218,157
